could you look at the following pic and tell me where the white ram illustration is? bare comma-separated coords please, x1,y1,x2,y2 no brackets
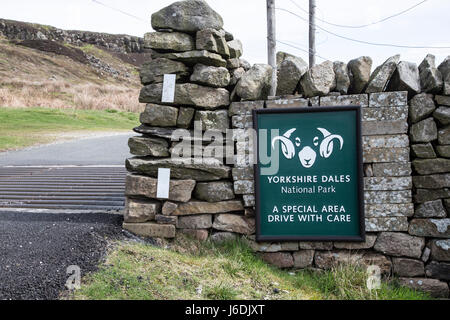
271,127,344,168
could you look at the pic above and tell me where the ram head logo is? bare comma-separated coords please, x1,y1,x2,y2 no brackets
272,128,344,168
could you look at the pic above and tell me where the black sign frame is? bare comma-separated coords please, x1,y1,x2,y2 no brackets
252,106,365,242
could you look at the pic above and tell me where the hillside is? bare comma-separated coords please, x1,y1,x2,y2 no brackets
0,19,152,151
0,18,152,112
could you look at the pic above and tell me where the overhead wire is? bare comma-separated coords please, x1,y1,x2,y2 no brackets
288,0,430,29
276,6,450,49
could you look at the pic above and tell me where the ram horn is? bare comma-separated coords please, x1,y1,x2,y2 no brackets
272,135,295,159
317,128,343,158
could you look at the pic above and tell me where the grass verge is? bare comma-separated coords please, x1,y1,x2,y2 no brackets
68,237,431,300
0,107,138,151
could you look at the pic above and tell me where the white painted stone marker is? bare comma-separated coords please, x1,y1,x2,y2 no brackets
161,74,176,103
156,168,171,199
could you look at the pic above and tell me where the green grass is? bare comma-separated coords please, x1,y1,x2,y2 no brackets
68,237,431,300
0,107,139,151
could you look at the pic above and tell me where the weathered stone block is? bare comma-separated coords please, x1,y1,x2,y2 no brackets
196,28,229,58
213,214,255,234
372,163,411,177
232,167,254,181
348,56,372,94
412,158,450,175
276,55,308,95
139,83,230,109
414,188,450,203
419,54,443,94
125,174,195,202
408,219,450,238
151,0,224,33
154,50,227,67
261,252,294,268
374,232,425,258
173,200,243,216
364,191,411,204
123,222,176,239
411,143,437,159
300,61,336,97
280,242,299,251
362,120,408,135
190,64,230,87
388,61,421,97
408,93,436,123
236,64,272,100
398,278,449,298
365,56,400,94
195,110,229,132
266,97,309,109
124,199,161,223
177,107,195,129
126,157,230,181
243,194,255,207
162,202,178,216
433,106,450,125
234,180,254,195
431,239,450,261
392,258,424,277
425,261,450,281
128,136,169,157
333,61,350,94
409,117,437,143
435,95,450,106
314,251,391,274
320,94,368,107
364,177,412,191
249,241,282,253
365,217,409,232
334,234,377,250
299,242,333,250
413,174,450,189
293,250,314,268
227,39,243,59
415,200,447,218
194,181,235,202
140,58,190,85
438,126,450,145
229,101,264,116
363,147,409,163
143,31,195,52
140,104,178,127
362,107,408,121
178,215,213,229
365,203,414,217
363,135,409,149
436,145,450,158
155,214,178,225
179,229,209,241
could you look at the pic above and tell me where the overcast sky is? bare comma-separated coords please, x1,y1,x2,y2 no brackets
1,0,449,67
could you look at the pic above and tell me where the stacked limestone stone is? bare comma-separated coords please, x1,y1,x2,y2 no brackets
123,0,450,298
124,0,254,241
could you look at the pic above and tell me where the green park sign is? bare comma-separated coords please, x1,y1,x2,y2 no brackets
253,106,365,242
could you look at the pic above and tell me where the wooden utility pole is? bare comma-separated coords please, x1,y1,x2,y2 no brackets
267,0,277,96
309,0,316,67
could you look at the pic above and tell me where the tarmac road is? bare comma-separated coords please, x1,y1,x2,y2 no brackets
0,132,135,166
0,133,136,299
0,210,125,300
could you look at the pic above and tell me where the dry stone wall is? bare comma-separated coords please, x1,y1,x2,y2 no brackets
123,0,450,298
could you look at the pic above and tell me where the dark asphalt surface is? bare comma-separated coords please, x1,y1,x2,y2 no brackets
0,210,125,300
0,133,135,166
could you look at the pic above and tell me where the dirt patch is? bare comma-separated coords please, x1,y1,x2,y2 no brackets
112,51,153,67
16,40,88,64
